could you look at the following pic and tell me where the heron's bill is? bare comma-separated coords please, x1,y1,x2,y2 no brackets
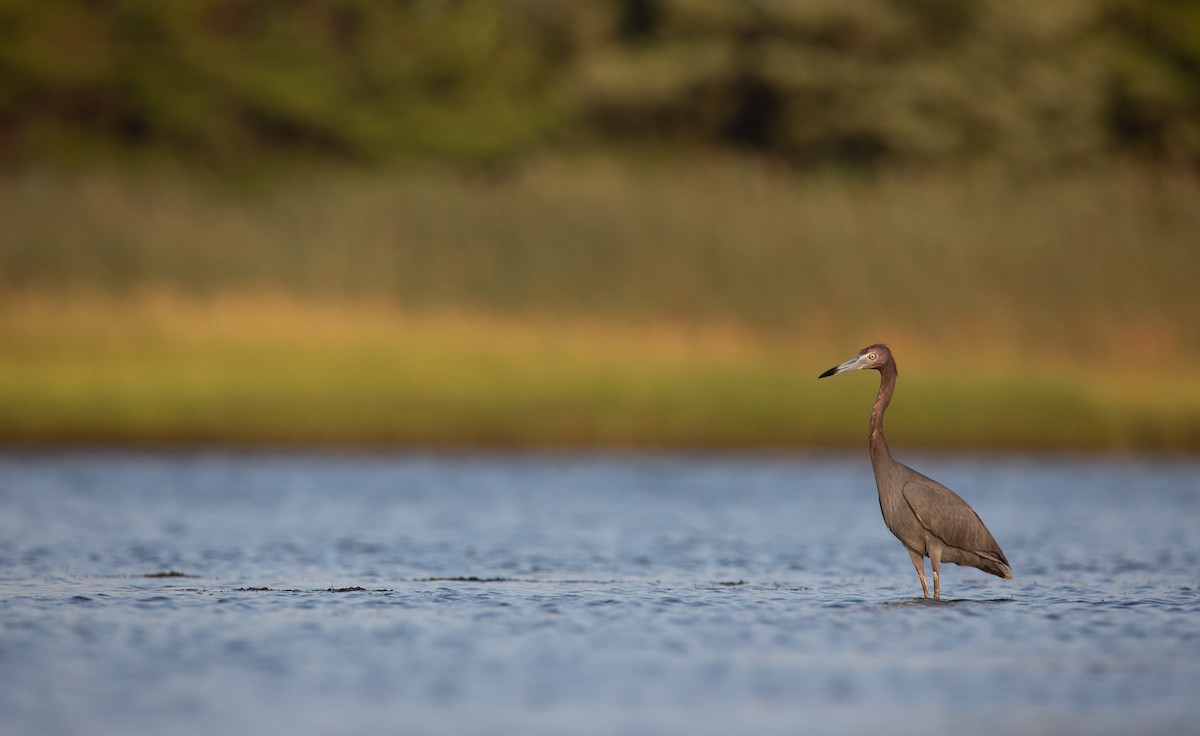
818,355,869,379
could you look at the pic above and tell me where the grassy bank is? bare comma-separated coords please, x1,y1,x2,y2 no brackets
1,294,1197,450
1,158,1198,449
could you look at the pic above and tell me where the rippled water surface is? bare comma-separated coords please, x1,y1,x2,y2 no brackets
1,450,1197,735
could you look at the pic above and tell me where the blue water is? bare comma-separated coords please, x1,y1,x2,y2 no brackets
0,450,1197,735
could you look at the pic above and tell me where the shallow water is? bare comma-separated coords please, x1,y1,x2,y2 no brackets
0,449,1197,735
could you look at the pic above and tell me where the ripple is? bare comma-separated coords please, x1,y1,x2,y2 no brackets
0,450,1197,736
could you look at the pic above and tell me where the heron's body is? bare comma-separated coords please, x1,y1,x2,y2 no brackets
821,344,1011,599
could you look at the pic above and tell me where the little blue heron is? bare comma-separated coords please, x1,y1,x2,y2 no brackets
819,344,1011,599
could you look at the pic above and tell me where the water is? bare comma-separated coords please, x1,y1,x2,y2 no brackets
0,449,1197,736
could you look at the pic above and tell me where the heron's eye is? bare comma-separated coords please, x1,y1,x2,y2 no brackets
868,353,877,361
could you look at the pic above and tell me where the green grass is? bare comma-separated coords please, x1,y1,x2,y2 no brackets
0,295,1197,450
1,157,1198,449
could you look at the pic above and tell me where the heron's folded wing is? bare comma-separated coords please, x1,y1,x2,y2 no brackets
901,480,1003,555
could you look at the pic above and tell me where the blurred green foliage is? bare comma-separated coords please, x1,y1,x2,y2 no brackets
1,0,1198,169
0,0,574,164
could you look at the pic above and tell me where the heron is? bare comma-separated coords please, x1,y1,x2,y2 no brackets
819,344,1011,599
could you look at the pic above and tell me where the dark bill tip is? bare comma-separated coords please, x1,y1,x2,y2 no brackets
818,366,839,379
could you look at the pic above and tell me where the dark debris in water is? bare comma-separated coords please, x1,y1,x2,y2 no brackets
418,576,520,583
415,576,614,584
143,570,199,579
228,586,391,593
692,580,749,590
695,581,811,591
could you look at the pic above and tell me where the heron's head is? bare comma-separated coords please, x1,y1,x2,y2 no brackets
818,344,892,378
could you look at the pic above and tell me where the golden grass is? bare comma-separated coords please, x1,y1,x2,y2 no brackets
1,292,1197,449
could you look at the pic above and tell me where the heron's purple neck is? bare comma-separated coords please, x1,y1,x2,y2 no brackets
869,363,896,461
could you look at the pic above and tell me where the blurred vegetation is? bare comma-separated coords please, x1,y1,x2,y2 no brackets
3,159,1198,352
1,0,1199,448
2,292,1198,449
1,159,1198,449
0,0,1198,169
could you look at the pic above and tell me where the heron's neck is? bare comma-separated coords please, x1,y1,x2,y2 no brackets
869,363,896,461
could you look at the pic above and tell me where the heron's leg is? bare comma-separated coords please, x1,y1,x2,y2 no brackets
906,548,929,598
928,539,944,600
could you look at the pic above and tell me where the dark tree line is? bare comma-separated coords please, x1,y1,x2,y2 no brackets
0,0,1197,169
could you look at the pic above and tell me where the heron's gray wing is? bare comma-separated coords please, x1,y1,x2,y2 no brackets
901,480,1005,558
